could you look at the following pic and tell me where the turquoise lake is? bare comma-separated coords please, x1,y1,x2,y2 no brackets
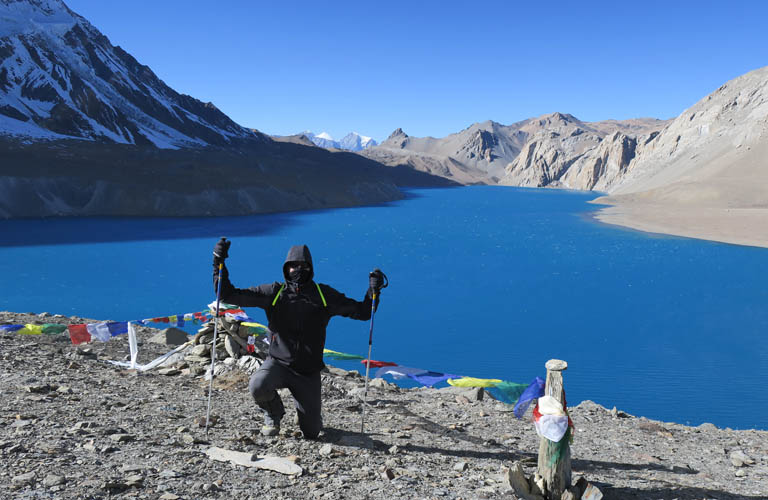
1,186,766,430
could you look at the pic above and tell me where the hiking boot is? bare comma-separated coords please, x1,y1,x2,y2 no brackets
261,414,281,436
260,424,280,437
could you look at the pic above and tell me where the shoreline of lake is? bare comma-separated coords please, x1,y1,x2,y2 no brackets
589,196,768,249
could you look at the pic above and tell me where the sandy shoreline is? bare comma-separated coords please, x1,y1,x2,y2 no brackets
590,199,768,249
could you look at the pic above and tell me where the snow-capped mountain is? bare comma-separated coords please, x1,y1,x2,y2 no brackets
301,130,378,151
339,132,377,151
0,0,261,148
302,131,339,149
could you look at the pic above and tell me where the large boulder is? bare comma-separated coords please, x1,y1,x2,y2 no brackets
149,327,189,346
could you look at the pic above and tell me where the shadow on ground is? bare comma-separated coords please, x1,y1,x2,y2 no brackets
365,401,766,500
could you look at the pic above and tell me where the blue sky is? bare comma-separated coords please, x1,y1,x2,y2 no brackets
65,0,767,142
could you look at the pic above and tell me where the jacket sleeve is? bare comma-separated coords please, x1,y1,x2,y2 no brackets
321,284,374,320
213,262,276,309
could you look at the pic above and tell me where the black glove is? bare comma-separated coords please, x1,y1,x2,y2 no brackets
213,237,230,264
369,268,386,296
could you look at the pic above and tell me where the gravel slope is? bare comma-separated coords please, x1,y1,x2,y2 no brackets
2,311,767,500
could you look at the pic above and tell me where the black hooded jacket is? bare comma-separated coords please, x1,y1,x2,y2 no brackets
213,245,373,374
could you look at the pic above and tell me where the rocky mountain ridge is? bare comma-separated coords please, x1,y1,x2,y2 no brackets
362,114,667,188
366,64,767,203
0,136,457,218
587,65,768,248
603,65,768,202
503,114,665,191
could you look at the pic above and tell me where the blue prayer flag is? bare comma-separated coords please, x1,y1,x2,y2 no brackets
375,365,428,379
408,371,460,387
514,376,545,418
107,322,129,336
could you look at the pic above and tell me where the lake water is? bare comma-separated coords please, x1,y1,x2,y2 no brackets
1,186,766,430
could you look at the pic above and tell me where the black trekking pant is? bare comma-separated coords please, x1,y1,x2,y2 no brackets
248,357,322,439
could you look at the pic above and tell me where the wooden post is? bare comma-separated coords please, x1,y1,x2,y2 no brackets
537,359,571,499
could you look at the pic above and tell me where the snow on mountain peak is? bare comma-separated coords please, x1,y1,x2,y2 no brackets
298,130,378,151
0,0,259,148
352,131,372,142
340,131,377,150
0,0,77,38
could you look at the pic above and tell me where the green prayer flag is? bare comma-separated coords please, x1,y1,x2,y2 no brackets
42,324,68,335
548,427,572,466
488,381,529,405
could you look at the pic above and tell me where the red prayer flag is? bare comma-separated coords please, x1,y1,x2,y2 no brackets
68,324,91,345
219,308,245,317
361,359,398,368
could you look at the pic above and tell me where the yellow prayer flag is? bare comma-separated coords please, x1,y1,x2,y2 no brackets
242,322,268,329
18,324,43,335
447,377,503,388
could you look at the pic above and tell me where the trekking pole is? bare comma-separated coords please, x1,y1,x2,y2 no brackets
205,261,224,436
361,270,388,434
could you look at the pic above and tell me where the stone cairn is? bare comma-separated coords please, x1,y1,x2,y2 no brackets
180,317,266,378
506,359,604,500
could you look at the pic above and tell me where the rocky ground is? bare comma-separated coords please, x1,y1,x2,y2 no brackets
2,311,767,500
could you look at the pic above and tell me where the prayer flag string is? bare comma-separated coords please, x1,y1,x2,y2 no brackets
2,306,561,439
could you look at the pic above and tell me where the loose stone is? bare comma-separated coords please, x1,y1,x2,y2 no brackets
12,472,35,485
43,474,65,487
453,461,468,472
110,433,134,442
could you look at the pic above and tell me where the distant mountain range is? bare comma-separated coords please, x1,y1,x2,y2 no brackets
0,0,450,218
296,131,378,151
1,1,765,225
359,63,767,217
360,115,668,189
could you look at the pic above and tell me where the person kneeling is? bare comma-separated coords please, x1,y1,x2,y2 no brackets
212,238,385,438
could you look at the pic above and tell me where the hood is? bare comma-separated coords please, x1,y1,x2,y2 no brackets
283,244,315,282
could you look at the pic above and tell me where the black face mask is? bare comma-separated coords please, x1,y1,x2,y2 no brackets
288,267,311,284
